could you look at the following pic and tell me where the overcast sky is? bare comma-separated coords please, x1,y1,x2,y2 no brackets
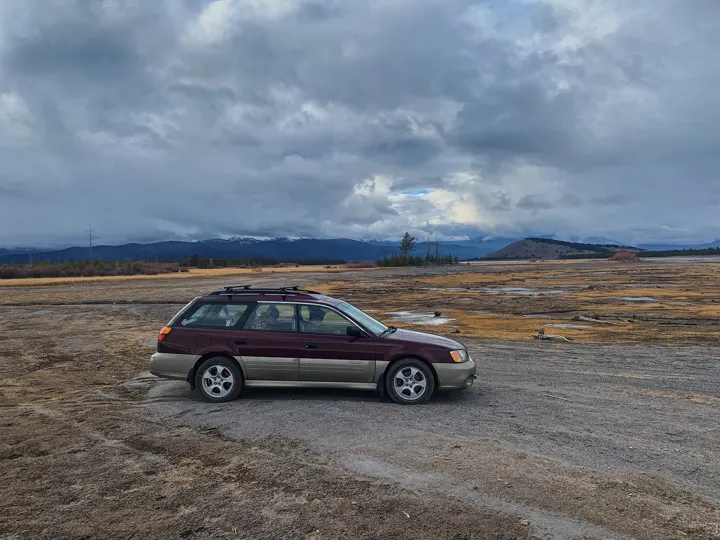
1,0,719,247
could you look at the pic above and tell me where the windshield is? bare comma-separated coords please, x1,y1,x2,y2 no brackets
336,301,389,337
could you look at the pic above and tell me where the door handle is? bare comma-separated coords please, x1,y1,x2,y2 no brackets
234,339,247,346
304,343,317,349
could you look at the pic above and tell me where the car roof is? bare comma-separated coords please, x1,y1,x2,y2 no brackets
196,287,342,306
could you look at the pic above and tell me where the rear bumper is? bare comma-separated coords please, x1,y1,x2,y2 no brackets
435,358,477,390
148,352,199,381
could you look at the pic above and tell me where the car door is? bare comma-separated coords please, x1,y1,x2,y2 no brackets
231,302,300,381
296,304,376,383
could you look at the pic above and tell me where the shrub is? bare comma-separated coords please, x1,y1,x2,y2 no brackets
0,266,19,279
0,260,180,279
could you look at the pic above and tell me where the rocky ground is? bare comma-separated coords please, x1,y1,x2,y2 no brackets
1,262,718,539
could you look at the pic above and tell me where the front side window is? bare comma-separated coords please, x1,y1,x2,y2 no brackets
298,305,354,335
335,301,388,336
179,303,249,328
243,303,297,332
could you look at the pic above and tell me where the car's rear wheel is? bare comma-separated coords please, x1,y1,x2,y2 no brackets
195,357,243,403
385,358,435,405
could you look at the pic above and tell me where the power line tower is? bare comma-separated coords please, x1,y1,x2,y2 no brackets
88,225,94,260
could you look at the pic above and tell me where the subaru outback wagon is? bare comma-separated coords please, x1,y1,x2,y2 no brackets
149,286,476,405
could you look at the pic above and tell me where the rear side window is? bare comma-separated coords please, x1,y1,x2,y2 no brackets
178,303,249,328
243,303,297,332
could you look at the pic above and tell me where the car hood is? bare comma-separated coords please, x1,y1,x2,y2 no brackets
381,328,464,350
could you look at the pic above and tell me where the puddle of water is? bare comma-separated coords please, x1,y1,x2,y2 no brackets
418,286,569,296
547,323,593,330
621,284,689,288
449,297,477,304
385,311,453,325
483,287,568,296
420,287,469,292
27,309,53,316
612,296,656,302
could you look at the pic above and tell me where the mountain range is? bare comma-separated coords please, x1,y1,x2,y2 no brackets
1,235,719,265
0,236,516,264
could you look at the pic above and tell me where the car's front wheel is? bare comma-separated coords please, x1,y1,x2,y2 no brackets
195,357,243,403
385,359,435,405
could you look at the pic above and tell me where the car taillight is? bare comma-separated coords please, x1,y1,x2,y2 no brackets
158,327,172,341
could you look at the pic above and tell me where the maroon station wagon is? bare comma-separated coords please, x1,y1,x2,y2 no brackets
149,285,476,405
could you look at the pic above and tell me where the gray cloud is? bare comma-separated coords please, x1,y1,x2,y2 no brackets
558,193,584,207
516,194,555,211
0,0,719,247
591,193,628,206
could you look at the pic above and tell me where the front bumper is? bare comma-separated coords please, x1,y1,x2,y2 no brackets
148,352,199,381
435,358,477,390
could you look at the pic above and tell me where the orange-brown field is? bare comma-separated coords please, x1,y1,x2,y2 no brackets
312,259,720,344
2,259,719,344
0,264,357,288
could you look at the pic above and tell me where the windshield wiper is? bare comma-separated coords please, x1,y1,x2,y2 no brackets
379,325,397,337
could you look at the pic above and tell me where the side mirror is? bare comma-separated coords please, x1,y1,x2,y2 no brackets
347,326,364,338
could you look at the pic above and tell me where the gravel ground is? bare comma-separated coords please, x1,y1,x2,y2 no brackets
136,339,720,540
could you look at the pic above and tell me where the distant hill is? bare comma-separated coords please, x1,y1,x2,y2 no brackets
0,235,519,264
484,238,641,260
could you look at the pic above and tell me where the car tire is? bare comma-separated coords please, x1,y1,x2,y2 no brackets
385,358,435,405
195,357,243,403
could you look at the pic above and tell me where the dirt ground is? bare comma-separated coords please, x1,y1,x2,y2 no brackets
1,261,719,539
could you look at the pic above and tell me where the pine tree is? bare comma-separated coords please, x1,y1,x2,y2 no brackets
399,232,417,259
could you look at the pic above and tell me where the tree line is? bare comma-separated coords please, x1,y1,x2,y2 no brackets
565,247,720,260
180,255,345,268
376,232,459,267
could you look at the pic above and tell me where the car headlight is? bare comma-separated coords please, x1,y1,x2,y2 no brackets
449,349,469,363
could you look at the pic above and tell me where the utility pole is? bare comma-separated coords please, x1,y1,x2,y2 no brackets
89,225,94,260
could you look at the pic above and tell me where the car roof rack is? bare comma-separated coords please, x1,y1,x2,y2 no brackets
207,285,322,296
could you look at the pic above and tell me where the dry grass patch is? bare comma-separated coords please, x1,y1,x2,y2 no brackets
310,260,720,344
0,264,375,288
